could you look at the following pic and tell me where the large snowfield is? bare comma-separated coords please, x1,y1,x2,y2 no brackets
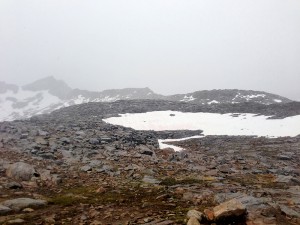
103,111,300,151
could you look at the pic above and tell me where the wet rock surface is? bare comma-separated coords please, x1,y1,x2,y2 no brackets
0,100,299,224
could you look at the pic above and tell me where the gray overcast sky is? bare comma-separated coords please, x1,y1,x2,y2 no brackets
1,0,300,100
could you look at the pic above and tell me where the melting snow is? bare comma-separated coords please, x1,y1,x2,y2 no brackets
207,100,219,104
241,94,266,101
180,95,196,102
232,93,269,102
73,95,90,104
100,95,120,102
158,135,203,151
274,99,282,103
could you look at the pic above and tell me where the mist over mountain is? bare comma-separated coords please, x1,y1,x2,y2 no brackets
0,76,293,121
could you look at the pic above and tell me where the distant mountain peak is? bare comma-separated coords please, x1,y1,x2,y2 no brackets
22,76,72,99
23,76,69,89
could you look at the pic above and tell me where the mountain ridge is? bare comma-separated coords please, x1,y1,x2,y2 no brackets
0,76,294,121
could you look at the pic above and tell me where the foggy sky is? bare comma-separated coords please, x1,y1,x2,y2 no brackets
1,0,300,100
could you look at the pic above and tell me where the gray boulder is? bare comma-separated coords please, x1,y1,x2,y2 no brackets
2,198,47,211
6,162,39,181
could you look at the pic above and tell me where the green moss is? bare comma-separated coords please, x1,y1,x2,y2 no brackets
50,194,79,206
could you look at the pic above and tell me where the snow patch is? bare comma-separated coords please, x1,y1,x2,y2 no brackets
241,94,266,101
158,135,203,151
100,95,120,102
180,95,196,102
0,89,63,121
207,100,219,105
73,95,90,104
103,111,300,151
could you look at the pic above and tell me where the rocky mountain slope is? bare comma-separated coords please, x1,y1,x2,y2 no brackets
167,89,291,105
0,100,299,224
0,76,293,121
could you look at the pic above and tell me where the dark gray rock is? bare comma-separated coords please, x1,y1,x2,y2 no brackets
89,138,99,145
38,152,56,160
138,145,154,156
277,155,292,160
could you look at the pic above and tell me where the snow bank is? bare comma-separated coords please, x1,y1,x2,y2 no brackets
103,111,300,151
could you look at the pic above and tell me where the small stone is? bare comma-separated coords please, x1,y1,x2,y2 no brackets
277,155,292,160
80,165,92,172
204,209,214,221
35,137,48,145
23,207,35,212
60,137,71,144
143,217,152,222
187,209,203,220
187,217,201,225
90,220,102,225
89,138,99,145
44,214,56,223
155,220,174,225
261,206,277,217
142,175,160,184
139,145,154,156
80,215,88,221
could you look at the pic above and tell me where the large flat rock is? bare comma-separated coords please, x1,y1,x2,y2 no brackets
213,198,246,220
2,198,47,211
